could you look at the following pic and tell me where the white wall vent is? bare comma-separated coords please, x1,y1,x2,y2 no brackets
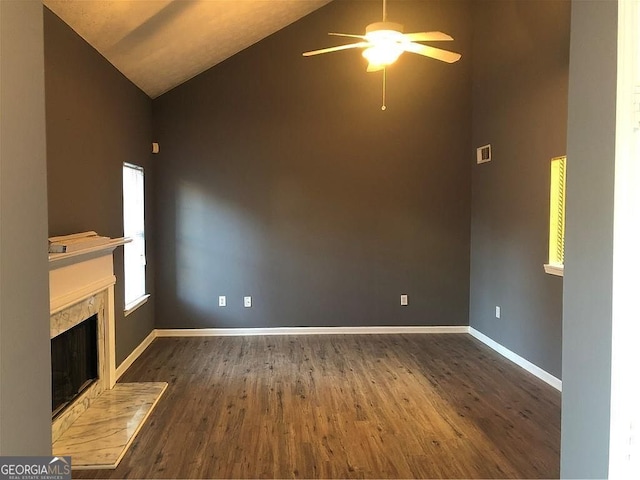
476,144,491,164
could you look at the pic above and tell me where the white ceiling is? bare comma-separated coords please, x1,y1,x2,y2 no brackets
44,0,332,98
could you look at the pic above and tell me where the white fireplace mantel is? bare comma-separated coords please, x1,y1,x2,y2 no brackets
49,238,129,389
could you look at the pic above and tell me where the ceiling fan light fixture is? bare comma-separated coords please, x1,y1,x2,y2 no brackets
362,23,406,67
362,43,403,67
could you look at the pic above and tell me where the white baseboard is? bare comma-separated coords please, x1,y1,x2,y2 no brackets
115,329,157,380
115,325,562,394
154,325,469,337
468,327,562,391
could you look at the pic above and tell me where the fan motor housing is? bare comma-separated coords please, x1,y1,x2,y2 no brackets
366,22,404,34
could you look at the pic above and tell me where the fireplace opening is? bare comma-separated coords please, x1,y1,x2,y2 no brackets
51,314,98,418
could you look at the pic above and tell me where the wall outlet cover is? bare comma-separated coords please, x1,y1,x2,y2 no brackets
400,294,409,306
244,296,252,308
218,296,226,307
495,306,501,318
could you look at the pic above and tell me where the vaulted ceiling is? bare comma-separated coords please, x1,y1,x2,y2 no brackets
43,0,332,98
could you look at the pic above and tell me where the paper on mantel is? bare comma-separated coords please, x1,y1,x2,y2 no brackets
48,231,112,254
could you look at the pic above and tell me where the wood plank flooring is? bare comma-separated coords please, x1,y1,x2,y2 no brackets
73,334,560,479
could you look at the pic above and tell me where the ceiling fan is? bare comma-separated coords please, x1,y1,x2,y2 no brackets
303,0,462,109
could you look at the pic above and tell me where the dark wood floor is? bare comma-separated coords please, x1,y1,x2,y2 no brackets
74,334,560,479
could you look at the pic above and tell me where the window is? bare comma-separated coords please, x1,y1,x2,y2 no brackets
123,163,148,314
544,155,566,276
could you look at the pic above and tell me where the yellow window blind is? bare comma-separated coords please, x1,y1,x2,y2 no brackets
548,156,566,266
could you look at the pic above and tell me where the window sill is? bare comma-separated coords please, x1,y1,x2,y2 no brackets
544,264,564,277
124,294,150,317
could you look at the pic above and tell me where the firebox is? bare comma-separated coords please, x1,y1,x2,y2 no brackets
51,314,98,417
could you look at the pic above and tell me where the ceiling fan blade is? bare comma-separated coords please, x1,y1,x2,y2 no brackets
303,41,370,57
403,42,461,63
404,31,453,42
367,63,385,73
328,32,367,39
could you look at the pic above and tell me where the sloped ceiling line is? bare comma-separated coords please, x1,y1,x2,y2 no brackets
44,0,332,98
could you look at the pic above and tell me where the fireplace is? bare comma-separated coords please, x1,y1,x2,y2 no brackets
52,314,98,418
49,239,126,442
49,237,167,469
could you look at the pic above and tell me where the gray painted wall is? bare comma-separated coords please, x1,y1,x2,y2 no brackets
561,0,617,477
469,0,569,379
0,0,51,454
152,0,472,329
44,8,155,365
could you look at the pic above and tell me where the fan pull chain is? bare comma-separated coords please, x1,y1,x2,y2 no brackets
381,68,387,111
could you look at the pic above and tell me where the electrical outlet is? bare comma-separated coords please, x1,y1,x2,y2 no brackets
244,296,252,308
495,306,501,318
218,296,226,307
400,294,409,306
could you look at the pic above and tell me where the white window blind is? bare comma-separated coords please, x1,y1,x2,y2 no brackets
123,163,146,309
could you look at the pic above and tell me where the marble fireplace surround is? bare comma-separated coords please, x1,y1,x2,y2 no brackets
49,240,125,442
